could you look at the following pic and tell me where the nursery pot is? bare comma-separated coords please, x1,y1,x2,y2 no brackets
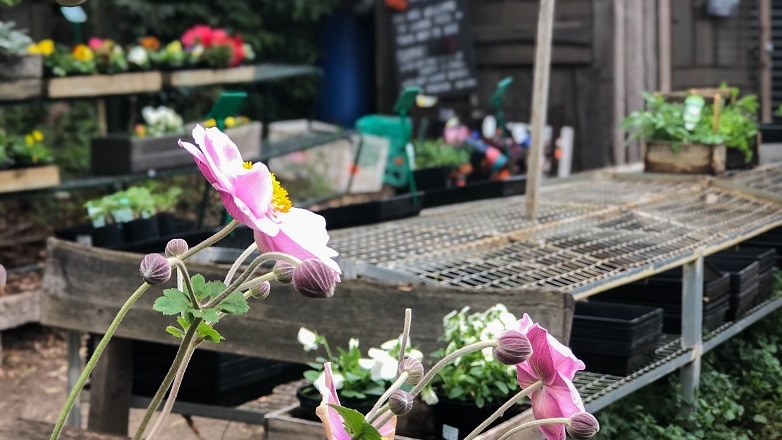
91,223,124,248
430,395,522,440
124,217,160,243
156,212,178,237
294,384,377,422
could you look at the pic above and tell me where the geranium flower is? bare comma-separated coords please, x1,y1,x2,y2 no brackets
181,24,215,48
316,362,396,440
179,125,341,275
516,314,585,440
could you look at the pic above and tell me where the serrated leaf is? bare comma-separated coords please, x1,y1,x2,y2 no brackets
189,274,207,299
203,279,228,299
191,307,220,323
217,291,250,315
329,405,382,440
165,326,185,338
197,321,224,343
153,288,191,316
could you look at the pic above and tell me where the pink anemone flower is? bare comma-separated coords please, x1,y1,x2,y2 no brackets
179,125,341,275
516,314,585,440
316,362,396,440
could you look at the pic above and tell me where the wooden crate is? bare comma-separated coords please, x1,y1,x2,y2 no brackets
90,121,262,175
645,141,726,175
0,165,60,193
264,402,540,440
0,54,43,101
45,71,162,99
165,65,256,88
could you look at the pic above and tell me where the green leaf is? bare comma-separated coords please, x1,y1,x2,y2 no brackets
203,279,228,300
189,274,207,299
176,315,190,330
197,321,224,343
753,414,768,424
165,326,184,338
191,307,220,323
217,291,250,315
329,405,382,440
153,288,191,316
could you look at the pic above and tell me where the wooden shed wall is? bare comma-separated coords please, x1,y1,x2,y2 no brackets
670,0,758,93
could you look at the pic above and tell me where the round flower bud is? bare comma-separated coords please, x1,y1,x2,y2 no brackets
494,330,532,365
398,357,424,385
249,280,272,299
388,390,414,416
567,412,600,440
273,261,295,284
164,238,189,257
292,259,337,299
139,253,171,285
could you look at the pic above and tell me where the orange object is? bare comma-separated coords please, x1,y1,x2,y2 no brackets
385,0,408,11
349,164,361,175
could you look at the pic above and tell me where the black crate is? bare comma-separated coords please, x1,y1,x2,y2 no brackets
317,193,423,230
705,257,760,293
573,336,659,376
571,302,663,350
596,264,730,306
131,340,306,406
720,246,777,274
727,281,758,321
662,294,730,333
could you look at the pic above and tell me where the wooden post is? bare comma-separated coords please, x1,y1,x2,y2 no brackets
87,337,133,436
625,0,644,163
525,0,556,221
613,0,626,165
657,0,672,93
760,0,772,123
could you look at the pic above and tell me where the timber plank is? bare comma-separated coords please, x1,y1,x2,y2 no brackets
45,72,162,99
0,290,40,331
672,0,694,67
41,238,574,363
0,78,41,101
475,44,591,66
165,65,255,88
0,165,60,194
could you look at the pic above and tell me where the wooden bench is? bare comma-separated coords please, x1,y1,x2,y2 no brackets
40,237,574,437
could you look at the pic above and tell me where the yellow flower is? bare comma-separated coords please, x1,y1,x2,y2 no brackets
72,44,94,62
203,118,216,128
32,130,44,142
37,39,54,56
165,40,183,53
25,134,33,146
28,39,54,56
224,116,236,128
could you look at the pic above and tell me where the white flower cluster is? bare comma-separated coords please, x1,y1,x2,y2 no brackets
141,105,184,137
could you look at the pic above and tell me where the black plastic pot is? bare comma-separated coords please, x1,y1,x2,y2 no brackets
598,264,730,305
421,175,527,209
413,166,453,191
156,212,178,237
91,223,124,248
705,256,759,294
716,246,777,274
727,281,758,321
755,269,775,305
123,217,160,243
431,395,522,440
294,384,377,422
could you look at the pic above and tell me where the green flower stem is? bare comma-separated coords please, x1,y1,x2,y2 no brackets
496,416,571,440
203,255,264,310
144,323,203,440
179,220,238,261
366,372,409,423
132,321,200,440
463,380,544,440
256,251,303,268
50,282,152,440
409,340,498,398
224,242,257,285
168,258,199,309
396,308,412,371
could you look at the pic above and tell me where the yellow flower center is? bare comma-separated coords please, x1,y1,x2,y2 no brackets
270,173,292,213
243,161,252,170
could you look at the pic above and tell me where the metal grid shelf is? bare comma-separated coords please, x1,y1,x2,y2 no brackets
334,175,782,298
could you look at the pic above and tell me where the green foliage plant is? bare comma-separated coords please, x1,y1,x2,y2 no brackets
0,20,33,56
429,304,520,408
413,138,471,170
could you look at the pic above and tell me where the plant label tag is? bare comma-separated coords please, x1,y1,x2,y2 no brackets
442,424,459,440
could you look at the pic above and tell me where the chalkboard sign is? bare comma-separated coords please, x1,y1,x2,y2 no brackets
390,0,478,97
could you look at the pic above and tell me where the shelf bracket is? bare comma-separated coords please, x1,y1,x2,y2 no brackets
679,252,704,417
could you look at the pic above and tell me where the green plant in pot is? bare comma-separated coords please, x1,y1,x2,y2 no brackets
295,326,423,422
425,304,523,438
412,138,470,190
2,129,54,168
623,90,758,174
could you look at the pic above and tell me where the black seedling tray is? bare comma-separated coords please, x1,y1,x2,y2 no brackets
727,281,758,321
421,175,526,209
705,257,759,293
595,265,730,306
571,302,663,349
316,192,423,230
755,269,775,305
719,247,777,274
744,231,782,268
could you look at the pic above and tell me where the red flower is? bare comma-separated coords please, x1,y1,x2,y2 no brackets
181,24,214,48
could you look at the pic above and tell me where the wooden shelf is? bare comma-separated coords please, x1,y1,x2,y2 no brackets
45,71,163,99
